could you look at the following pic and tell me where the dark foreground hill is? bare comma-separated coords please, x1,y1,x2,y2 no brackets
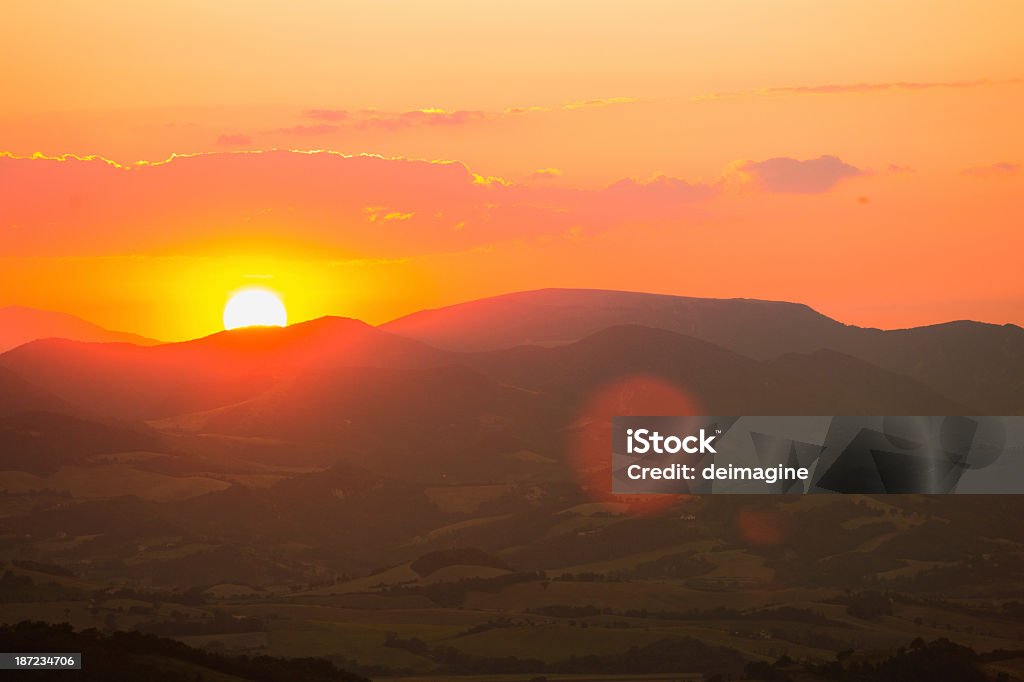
0,291,1022,678
0,621,368,681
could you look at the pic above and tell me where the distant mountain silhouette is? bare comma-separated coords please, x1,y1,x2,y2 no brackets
384,289,1024,413
0,316,449,419
0,292,1009,441
0,306,158,353
383,288,844,355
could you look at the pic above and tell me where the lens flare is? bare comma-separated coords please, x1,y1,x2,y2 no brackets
736,506,790,546
569,374,702,516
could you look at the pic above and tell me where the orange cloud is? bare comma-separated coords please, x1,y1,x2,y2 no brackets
269,123,341,137
294,108,493,133
292,98,636,133
215,133,254,147
962,162,1020,178
506,97,637,114
302,109,351,122
694,78,1020,101
364,206,414,223
356,109,490,131
729,155,864,194
0,151,883,265
529,168,563,181
0,151,721,259
604,175,714,205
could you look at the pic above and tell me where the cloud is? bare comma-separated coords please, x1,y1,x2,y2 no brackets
694,78,1019,102
269,123,341,137
404,109,489,126
505,97,636,115
364,206,414,222
768,79,999,95
962,162,1020,178
0,150,888,263
562,97,637,110
0,151,718,259
731,155,864,193
293,97,637,132
529,168,563,181
302,109,350,122
296,107,492,133
605,175,714,204
356,109,490,131
215,133,254,146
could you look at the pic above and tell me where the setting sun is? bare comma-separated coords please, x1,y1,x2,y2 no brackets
223,288,288,330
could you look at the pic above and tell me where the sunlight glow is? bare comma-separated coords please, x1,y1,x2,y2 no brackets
223,288,288,330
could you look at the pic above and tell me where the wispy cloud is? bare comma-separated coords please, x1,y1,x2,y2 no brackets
268,123,341,137
288,97,638,134
302,109,350,122
215,133,254,146
507,97,637,114
962,162,1020,178
693,78,1021,102
529,168,563,181
356,109,490,131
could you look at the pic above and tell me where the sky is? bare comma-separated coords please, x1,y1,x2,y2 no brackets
1,1,1022,340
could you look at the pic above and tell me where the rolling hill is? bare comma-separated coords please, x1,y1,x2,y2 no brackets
1,296,1021,678
0,314,973,442
0,316,449,419
91,325,968,456
0,366,69,417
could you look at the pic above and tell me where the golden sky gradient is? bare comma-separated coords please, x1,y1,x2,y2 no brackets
1,2,1022,339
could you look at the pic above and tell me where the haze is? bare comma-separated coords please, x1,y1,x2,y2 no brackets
0,1,1021,340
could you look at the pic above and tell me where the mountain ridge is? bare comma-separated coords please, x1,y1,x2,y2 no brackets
2,290,1021,419
0,315,450,419
0,305,159,353
381,288,1024,413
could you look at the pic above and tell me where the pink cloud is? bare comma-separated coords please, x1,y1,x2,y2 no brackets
604,175,714,204
357,109,490,131
303,109,350,121
215,133,254,146
696,78,1018,101
770,79,997,95
0,151,720,259
962,162,1020,178
269,123,341,137
735,155,864,193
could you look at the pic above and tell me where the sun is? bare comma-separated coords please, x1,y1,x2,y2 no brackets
223,288,288,330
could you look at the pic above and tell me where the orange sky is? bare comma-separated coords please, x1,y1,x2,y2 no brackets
1,2,1022,340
